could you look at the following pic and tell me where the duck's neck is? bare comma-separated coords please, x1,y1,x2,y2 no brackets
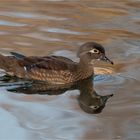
76,59,93,79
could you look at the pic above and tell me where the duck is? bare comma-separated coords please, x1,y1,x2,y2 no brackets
0,42,113,85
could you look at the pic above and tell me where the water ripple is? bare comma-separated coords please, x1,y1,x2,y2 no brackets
0,11,67,21
0,20,27,27
39,27,88,35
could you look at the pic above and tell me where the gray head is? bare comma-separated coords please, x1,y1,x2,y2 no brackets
77,42,113,65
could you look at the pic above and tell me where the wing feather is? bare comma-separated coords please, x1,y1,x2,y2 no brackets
18,56,76,71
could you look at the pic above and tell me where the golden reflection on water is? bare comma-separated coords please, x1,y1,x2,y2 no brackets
0,0,140,139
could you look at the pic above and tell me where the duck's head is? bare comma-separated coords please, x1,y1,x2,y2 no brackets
77,42,113,65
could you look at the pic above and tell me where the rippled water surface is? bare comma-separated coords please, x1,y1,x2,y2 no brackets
0,0,140,140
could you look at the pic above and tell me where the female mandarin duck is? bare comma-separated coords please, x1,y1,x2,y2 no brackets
0,42,113,84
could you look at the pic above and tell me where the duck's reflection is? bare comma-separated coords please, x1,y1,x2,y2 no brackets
6,76,113,114
76,77,113,114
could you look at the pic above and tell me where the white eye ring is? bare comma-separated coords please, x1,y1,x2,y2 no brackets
89,49,99,53
89,105,99,109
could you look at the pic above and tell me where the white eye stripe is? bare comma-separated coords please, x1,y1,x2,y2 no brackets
89,49,99,53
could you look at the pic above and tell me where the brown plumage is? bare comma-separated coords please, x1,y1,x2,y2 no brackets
0,42,113,84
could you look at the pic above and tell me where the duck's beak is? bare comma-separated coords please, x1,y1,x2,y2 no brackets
100,55,114,65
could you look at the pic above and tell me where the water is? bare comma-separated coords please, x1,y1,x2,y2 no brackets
0,0,140,139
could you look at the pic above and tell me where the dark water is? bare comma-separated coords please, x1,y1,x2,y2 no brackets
0,0,140,140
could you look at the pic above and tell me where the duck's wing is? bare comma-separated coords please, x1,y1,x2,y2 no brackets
18,55,76,71
44,55,74,63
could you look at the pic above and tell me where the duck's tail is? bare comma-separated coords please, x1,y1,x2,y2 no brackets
0,54,16,72
0,52,26,75
0,52,25,72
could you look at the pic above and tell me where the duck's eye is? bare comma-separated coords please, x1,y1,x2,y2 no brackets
89,105,99,109
89,49,99,54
